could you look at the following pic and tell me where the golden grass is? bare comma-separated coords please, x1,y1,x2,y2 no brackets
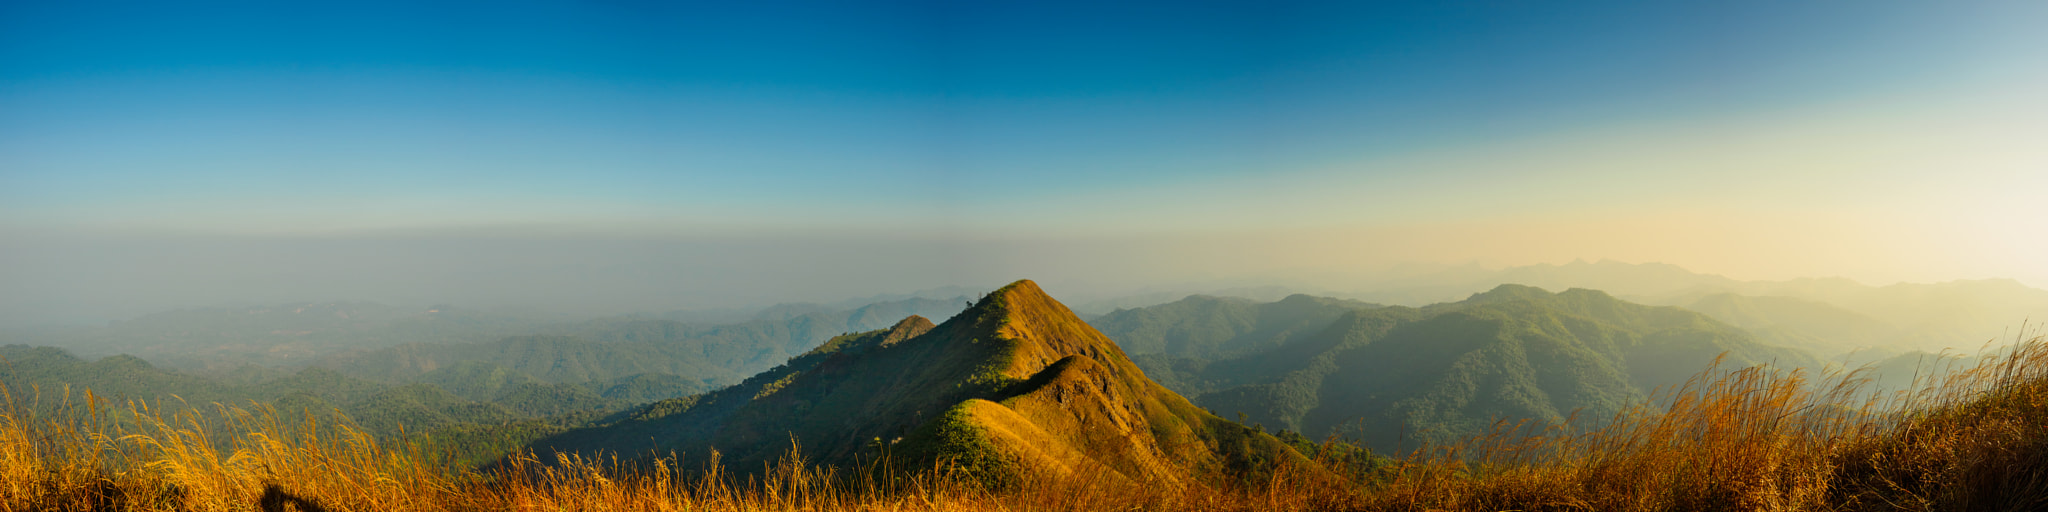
8,335,2047,511
1360,334,2048,512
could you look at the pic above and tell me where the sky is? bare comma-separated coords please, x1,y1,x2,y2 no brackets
3,0,2046,323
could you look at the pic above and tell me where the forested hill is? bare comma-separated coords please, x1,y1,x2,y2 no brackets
1105,284,1817,454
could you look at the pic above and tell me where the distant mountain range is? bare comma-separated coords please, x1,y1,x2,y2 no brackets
1077,260,2046,358
1103,285,1816,454
1359,260,2047,355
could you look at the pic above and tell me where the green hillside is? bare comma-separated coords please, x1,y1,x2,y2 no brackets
0,345,243,406
530,280,1310,484
1110,285,1816,454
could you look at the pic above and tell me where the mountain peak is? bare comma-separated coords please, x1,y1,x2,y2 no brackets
890,314,935,332
530,279,1307,484
878,315,935,347
955,279,1132,382
989,278,1049,299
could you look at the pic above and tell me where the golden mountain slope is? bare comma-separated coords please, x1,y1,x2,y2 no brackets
532,280,1307,484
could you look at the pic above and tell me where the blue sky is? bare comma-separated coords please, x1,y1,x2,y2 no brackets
3,0,2045,319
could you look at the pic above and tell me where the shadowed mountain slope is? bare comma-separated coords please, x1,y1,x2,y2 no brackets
530,280,1306,483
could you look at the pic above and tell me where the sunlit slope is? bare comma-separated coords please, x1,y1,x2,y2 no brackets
531,280,1305,482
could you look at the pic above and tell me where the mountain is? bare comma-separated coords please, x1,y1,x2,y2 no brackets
1652,280,2047,355
1067,285,1325,317
1345,260,1739,306
0,344,242,406
530,280,1307,484
1756,279,2048,351
1107,285,1816,454
1344,260,2047,355
1091,294,1378,394
1093,294,1378,360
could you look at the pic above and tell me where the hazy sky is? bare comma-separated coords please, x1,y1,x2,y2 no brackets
4,1,2045,323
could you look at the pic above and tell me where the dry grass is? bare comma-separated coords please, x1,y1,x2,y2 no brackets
1361,334,2048,512
7,335,2047,512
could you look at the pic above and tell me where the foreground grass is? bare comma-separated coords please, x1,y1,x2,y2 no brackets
8,336,2047,511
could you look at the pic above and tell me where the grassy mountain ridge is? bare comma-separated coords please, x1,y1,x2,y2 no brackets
531,280,1309,484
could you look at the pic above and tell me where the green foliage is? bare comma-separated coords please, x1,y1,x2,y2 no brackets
341,384,518,436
